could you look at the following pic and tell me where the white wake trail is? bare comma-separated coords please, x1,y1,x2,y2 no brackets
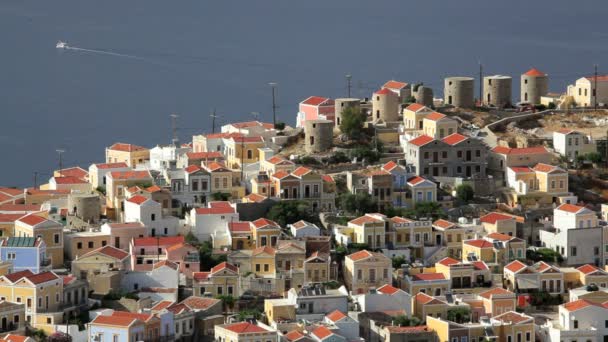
64,46,145,61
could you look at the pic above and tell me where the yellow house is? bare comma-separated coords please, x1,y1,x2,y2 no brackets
532,163,568,193
105,170,153,218
193,262,240,297
435,257,492,292
64,231,111,260
348,214,387,249
422,112,458,139
259,153,295,176
412,292,451,321
426,311,534,342
344,250,392,295
0,214,22,238
576,264,608,287
478,287,517,317
251,218,281,248
264,297,296,324
433,219,463,259
202,161,244,199
71,245,130,280
462,239,496,264
480,212,517,236
504,260,564,295
0,270,64,329
403,103,433,130
252,246,276,277
105,143,150,168
14,214,64,268
224,136,265,169
485,232,527,263
304,251,331,284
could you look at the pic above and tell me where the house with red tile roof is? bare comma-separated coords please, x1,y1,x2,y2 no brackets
46,175,91,193
72,245,131,286
193,261,240,298
434,257,492,291
405,133,488,180
506,162,570,206
382,80,411,99
186,201,239,241
215,321,278,342
14,213,64,268
344,250,392,294
105,170,154,219
88,162,131,188
403,270,451,297
89,313,147,342
489,145,552,180
123,192,180,237
403,103,434,132
477,287,516,317
297,96,336,127
479,212,517,237
288,220,321,238
503,260,564,295
322,309,359,340
542,298,608,342
222,134,267,170
353,282,412,314
263,166,335,212
422,112,459,139
575,264,608,287
105,142,150,168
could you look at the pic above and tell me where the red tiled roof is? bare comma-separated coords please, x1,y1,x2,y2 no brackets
533,163,564,173
108,143,147,152
185,165,202,174
524,68,546,77
252,246,276,256
151,300,174,311
205,161,229,172
442,133,467,146
94,162,129,169
415,292,443,304
326,310,347,322
322,174,335,183
465,239,494,248
411,273,446,281
472,261,489,271
211,262,238,274
230,136,264,144
433,219,455,229
349,215,383,226
509,166,533,173
425,112,446,121
480,212,514,224
301,96,331,106
407,176,430,186
292,166,312,177
486,232,514,242
577,264,601,275
383,80,408,90
492,311,532,324
491,146,548,155
231,121,274,129
192,272,210,282
409,135,435,147
374,88,392,95
585,75,608,82
0,188,22,196
2,334,30,342
126,195,149,205
556,203,585,214
92,315,139,327
228,221,251,233
109,171,151,180
479,287,514,299
186,151,223,160
4,270,34,283
243,193,267,203
504,260,527,273
133,236,184,247
405,103,428,112
272,170,290,179
437,257,460,267
311,326,333,339
391,216,413,224
204,132,244,139
382,161,399,171
563,299,604,312
0,204,41,212
145,185,162,193
194,204,236,215
284,330,306,342
252,218,279,229
26,271,59,285
223,322,268,334
57,167,88,180
348,250,373,261
111,311,154,322
181,296,221,310
377,284,400,295
266,156,293,165
17,214,48,226
82,245,129,260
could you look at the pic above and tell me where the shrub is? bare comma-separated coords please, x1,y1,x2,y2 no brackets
274,122,286,130
455,184,474,202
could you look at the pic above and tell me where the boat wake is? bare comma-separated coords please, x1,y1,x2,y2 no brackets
56,41,145,61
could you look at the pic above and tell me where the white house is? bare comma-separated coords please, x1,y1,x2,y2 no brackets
324,310,360,341
48,176,91,193
353,283,412,315
149,144,191,172
289,220,321,238
121,260,180,302
124,195,179,236
165,166,211,207
88,162,130,189
553,129,596,161
540,204,602,266
567,75,608,108
286,285,349,320
186,201,239,241
539,299,608,342
221,121,279,139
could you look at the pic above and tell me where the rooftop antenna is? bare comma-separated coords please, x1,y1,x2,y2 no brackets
269,82,278,128
346,74,352,98
210,109,219,134
55,149,65,172
170,113,179,146
594,64,599,110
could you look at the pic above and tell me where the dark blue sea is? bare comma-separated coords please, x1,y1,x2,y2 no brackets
1,0,607,186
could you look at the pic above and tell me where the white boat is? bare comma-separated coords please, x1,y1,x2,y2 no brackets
56,41,68,49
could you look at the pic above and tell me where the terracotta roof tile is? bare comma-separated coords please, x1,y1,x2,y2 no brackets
524,68,546,77
405,103,429,112
409,135,435,147
17,214,48,226
109,170,151,180
311,326,333,339
425,112,447,121
491,146,548,155
437,257,460,267
211,262,238,274
81,245,129,260
133,236,184,247
348,250,373,261
92,315,138,327
181,296,221,311
492,311,532,324
556,203,585,214
326,310,347,322
411,273,446,281
126,195,149,205
374,88,392,95
464,239,494,248
383,80,408,90
480,212,514,224
441,133,467,146
433,219,455,229
108,143,147,152
479,287,515,299
301,96,331,106
223,322,268,334
94,162,129,169
377,284,400,295
349,214,383,226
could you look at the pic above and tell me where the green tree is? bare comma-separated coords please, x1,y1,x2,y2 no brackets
216,295,236,311
527,248,563,263
274,122,286,130
95,186,106,195
455,184,474,202
393,315,422,327
267,200,315,227
547,102,557,109
212,192,231,201
447,307,471,323
340,107,367,139
349,145,381,163
392,255,407,269
339,193,378,215
584,152,602,163
200,241,227,270
406,202,445,220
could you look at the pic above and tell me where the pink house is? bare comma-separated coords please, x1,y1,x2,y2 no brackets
101,222,147,251
129,236,185,271
298,96,335,127
165,242,200,279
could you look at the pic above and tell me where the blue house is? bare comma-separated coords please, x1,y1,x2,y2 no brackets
0,237,48,273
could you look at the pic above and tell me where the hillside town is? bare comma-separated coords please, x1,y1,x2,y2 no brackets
2,69,608,342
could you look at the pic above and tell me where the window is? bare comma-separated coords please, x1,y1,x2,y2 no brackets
357,269,362,280
442,151,447,158
526,332,531,341
102,240,107,246
475,149,481,157
54,234,60,244
264,264,269,272
88,241,94,248
256,264,260,272
151,213,156,221
573,320,578,329
595,247,600,256
457,151,462,158
383,269,389,279
7,253,16,260
571,247,577,256
192,180,198,191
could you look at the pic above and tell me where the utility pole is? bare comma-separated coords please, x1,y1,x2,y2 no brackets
210,109,218,134
33,172,38,189
594,64,599,110
346,74,352,98
240,137,245,182
479,61,483,105
269,82,278,128
55,149,65,172
170,113,179,146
